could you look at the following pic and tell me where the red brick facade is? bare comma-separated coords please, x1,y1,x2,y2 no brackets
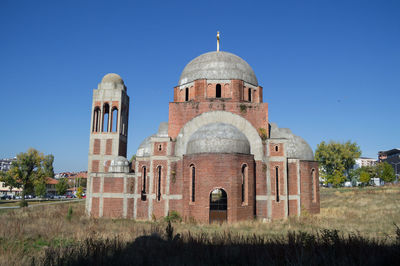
87,56,320,223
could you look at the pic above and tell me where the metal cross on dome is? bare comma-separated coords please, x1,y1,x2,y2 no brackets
217,31,220,52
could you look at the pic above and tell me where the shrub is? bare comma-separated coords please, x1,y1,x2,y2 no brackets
258,128,268,141
164,210,182,223
66,206,73,221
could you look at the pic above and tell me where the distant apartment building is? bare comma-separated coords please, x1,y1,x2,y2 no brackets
0,157,16,172
0,157,21,195
378,149,400,180
353,157,377,169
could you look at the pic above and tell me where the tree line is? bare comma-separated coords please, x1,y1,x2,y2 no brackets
0,148,79,207
315,141,396,187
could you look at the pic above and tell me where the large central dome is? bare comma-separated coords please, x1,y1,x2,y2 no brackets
179,51,258,86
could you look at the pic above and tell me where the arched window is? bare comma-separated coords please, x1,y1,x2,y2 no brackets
241,164,248,204
111,107,118,132
191,165,195,202
141,166,147,201
216,84,221,98
248,88,252,102
311,169,316,202
275,166,280,202
185,87,189,101
157,166,162,201
102,103,110,132
142,166,147,193
275,145,279,152
92,107,100,132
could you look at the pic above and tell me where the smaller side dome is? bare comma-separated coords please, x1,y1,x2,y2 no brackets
108,156,130,173
99,73,126,91
269,122,314,160
186,123,250,154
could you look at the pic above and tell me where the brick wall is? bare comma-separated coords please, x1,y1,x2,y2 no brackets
92,177,101,193
153,142,168,156
182,153,255,223
288,162,298,196
103,198,123,218
269,161,286,219
269,143,284,157
300,161,320,214
103,177,124,193
92,160,99,173
106,139,112,155
93,139,100,154
91,197,99,217
168,101,268,139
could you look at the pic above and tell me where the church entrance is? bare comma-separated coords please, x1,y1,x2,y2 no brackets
209,188,227,224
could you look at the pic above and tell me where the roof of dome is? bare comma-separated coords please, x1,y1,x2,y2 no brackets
136,122,169,157
110,156,129,166
101,73,124,85
186,123,250,154
269,122,314,160
109,156,130,173
179,51,258,86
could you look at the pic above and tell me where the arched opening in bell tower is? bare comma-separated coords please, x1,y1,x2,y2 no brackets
111,107,118,132
102,103,110,132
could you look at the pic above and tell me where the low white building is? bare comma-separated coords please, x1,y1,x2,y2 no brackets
353,157,377,169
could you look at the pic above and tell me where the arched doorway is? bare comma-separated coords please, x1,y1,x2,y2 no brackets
209,188,227,224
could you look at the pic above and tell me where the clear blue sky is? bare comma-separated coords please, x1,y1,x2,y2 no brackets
1,0,399,172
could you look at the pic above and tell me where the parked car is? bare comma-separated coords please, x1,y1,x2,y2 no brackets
0,194,12,200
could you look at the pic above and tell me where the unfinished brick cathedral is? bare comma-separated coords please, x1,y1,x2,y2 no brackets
86,48,320,223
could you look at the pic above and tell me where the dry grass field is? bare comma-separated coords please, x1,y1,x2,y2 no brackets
0,186,399,265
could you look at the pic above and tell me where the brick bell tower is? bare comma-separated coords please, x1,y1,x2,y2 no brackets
88,73,129,174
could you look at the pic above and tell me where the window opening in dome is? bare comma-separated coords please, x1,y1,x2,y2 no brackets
157,166,162,201
216,84,221,98
185,87,189,101
248,88,252,102
275,166,280,202
102,103,110,132
191,165,195,202
111,108,118,132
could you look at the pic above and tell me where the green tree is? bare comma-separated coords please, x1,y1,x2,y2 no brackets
349,166,375,186
56,178,69,196
331,169,346,187
35,181,47,198
0,148,54,207
359,171,371,186
315,141,361,186
376,162,396,183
